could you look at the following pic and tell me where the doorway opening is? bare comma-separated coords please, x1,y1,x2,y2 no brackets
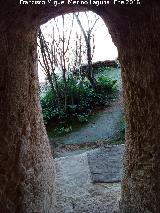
38,10,125,212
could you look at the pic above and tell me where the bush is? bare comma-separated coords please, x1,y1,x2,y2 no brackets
94,67,111,75
40,75,117,124
40,89,58,122
77,114,89,123
97,75,117,93
54,126,72,136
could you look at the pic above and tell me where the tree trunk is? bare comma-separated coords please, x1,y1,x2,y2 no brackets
86,37,98,91
38,29,61,110
0,26,55,212
75,13,98,91
62,68,67,112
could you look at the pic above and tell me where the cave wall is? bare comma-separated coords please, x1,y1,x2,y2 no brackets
0,1,160,212
119,6,160,212
0,19,55,213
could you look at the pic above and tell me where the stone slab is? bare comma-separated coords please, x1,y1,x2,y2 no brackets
87,145,124,183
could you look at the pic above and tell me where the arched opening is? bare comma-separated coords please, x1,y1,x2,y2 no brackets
1,2,160,213
38,10,124,212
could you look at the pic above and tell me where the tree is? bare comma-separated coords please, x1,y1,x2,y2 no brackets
38,14,74,111
38,28,60,110
74,12,99,91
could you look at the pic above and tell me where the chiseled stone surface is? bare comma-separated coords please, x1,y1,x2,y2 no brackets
88,145,124,183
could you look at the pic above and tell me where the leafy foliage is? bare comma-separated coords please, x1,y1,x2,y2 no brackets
97,75,117,93
54,126,73,136
40,74,117,126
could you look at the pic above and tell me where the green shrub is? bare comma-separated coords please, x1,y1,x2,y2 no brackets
40,74,117,124
97,75,117,93
54,126,72,136
77,114,89,123
40,89,58,122
94,67,111,74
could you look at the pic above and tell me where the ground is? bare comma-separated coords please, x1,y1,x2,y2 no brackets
49,68,123,148
53,146,123,213
49,68,124,212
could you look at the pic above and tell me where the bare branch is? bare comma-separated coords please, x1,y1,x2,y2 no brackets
89,17,99,34
65,14,75,55
74,13,88,43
